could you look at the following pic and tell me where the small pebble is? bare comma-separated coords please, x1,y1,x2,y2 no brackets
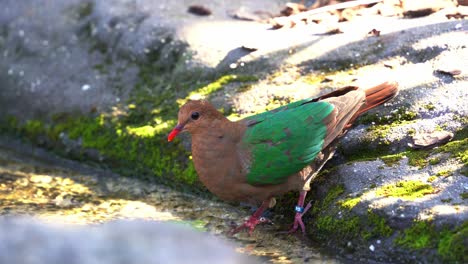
369,245,375,251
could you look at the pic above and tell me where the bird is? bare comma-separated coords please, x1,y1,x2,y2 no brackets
168,81,399,235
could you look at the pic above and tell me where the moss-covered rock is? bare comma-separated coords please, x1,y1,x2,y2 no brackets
395,220,468,263
375,180,434,200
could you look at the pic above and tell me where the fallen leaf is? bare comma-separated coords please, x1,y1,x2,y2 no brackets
280,3,308,16
325,27,343,34
368,28,381,36
188,5,212,16
408,131,454,149
241,45,258,52
402,0,456,18
435,68,462,76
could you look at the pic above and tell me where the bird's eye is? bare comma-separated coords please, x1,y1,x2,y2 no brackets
191,112,200,120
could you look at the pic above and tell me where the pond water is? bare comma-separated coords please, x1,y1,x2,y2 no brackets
0,144,339,263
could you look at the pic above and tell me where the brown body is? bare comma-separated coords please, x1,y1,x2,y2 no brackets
175,82,399,205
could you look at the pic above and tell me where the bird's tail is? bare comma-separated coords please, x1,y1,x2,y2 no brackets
345,82,399,127
359,81,399,116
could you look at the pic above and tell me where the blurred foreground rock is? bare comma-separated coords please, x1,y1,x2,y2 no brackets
0,217,253,264
0,0,466,263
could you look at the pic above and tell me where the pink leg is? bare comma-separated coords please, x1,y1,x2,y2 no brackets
288,190,312,234
229,199,271,236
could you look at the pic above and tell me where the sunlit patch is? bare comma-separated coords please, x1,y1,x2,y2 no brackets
1,147,336,263
176,74,258,106
0,166,180,225
426,204,467,218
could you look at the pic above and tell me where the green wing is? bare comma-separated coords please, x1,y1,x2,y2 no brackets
242,100,334,185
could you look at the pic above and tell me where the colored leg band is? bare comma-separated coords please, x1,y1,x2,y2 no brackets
295,205,304,213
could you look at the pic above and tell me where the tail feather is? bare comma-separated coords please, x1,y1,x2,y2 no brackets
359,82,399,116
346,82,399,127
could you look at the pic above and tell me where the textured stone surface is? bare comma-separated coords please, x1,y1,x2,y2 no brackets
0,0,289,120
0,0,467,263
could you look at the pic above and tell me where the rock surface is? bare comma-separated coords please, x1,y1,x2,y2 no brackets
0,0,467,263
0,140,338,264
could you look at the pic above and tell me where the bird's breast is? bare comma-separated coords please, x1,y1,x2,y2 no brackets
191,135,245,200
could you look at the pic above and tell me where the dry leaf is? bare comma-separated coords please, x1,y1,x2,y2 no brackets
409,131,454,149
188,5,212,16
280,3,308,16
436,68,462,76
368,28,381,36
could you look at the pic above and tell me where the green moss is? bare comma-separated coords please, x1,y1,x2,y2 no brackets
437,222,468,262
380,153,404,166
346,126,466,169
427,176,437,183
302,74,324,85
337,197,361,210
126,125,159,137
314,208,393,241
177,74,257,105
343,142,391,163
395,220,467,262
312,183,393,241
436,127,468,166
356,108,417,149
0,54,263,193
359,107,417,126
316,215,360,237
423,103,435,111
395,221,436,249
84,116,196,184
322,185,345,208
429,157,441,165
363,210,393,240
22,120,46,141
375,180,434,200
461,192,468,199
435,170,453,178
440,198,452,203
7,111,199,188
406,150,430,168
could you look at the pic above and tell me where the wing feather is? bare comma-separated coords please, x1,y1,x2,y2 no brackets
241,100,335,185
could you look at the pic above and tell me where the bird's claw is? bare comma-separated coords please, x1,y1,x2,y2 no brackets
288,201,312,234
229,216,271,236
288,213,306,234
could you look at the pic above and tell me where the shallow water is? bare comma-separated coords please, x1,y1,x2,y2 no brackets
0,144,339,263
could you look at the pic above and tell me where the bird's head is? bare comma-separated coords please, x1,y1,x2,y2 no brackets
168,100,224,142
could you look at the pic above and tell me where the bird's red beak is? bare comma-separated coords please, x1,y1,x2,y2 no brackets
168,124,184,142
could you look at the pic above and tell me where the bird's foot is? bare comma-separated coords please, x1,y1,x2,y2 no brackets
229,216,271,236
288,212,306,234
288,202,312,234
